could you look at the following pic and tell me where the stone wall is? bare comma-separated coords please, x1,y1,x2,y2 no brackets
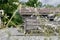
0,28,60,40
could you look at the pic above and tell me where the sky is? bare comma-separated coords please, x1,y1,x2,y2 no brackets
20,0,60,6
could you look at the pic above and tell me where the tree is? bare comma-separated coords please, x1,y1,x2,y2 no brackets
26,0,42,7
0,0,8,4
43,4,54,8
57,4,60,7
0,0,23,27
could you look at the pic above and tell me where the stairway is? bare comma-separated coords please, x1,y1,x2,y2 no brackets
24,18,40,30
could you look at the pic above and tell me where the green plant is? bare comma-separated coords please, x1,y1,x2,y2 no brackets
26,0,42,7
1,0,24,27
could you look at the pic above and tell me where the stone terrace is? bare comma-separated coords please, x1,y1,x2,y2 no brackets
19,7,60,15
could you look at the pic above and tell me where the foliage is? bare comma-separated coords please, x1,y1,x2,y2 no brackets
43,4,54,8
0,0,23,27
57,4,60,7
26,0,42,7
11,12,24,26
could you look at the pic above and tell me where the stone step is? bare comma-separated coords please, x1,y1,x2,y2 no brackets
24,18,41,30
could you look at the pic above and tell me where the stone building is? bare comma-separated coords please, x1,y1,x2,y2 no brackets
18,7,60,33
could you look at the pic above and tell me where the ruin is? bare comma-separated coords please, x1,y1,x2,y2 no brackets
19,7,60,34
